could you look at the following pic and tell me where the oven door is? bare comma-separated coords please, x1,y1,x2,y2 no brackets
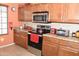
28,33,43,50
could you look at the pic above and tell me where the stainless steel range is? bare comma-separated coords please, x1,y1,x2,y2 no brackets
27,25,51,56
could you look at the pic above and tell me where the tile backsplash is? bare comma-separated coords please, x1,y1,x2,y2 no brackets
24,22,51,29
51,23,79,34
24,22,79,35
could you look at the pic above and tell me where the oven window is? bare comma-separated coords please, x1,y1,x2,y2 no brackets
0,6,8,35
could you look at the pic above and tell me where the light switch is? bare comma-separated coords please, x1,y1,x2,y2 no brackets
0,38,4,42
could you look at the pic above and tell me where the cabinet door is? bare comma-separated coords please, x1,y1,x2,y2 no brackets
43,36,59,44
42,36,59,56
24,5,32,21
18,7,25,21
49,4,62,22
59,38,79,49
42,41,58,56
18,36,28,48
58,46,79,56
14,30,20,44
66,4,79,23
61,4,69,22
14,34,20,45
32,4,49,12
14,30,28,48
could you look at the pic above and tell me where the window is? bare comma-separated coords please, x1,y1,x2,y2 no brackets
0,6,8,35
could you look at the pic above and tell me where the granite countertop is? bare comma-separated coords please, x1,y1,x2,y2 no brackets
43,33,79,43
14,27,30,34
14,27,79,43
14,28,42,36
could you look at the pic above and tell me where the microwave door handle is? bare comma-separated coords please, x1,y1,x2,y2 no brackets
44,15,46,22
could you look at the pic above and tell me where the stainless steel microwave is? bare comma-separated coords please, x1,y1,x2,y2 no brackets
32,11,49,23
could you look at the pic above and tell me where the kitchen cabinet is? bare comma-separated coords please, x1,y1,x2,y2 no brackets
48,4,62,22
32,4,49,12
49,3,69,23
61,4,79,23
49,3,79,23
18,3,79,23
18,6,25,21
42,36,59,56
32,3,79,23
60,4,69,22
24,4,32,22
65,4,79,23
42,41,58,56
58,46,79,56
14,29,28,48
59,39,79,49
59,39,79,56
42,35,79,56
18,4,32,21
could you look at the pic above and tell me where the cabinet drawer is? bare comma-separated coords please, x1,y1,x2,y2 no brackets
14,30,27,37
58,46,79,56
43,36,59,44
59,39,79,49
19,32,27,37
43,40,58,46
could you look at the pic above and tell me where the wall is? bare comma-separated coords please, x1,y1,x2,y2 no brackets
51,23,79,35
0,3,22,46
24,22,50,29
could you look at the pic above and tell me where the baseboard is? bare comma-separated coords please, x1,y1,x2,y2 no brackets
0,43,15,48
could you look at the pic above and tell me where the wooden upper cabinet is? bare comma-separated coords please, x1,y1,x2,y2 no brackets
61,4,79,23
32,4,49,12
68,4,79,19
60,4,69,22
18,4,32,21
18,6,25,21
24,4,32,22
18,3,79,23
49,3,79,23
66,4,79,23
48,4,62,22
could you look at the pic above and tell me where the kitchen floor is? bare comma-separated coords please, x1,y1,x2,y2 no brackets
0,44,35,56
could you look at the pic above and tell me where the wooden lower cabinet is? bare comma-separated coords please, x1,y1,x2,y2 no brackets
58,46,79,56
14,34,20,45
14,29,28,48
42,36,79,56
42,41,58,56
42,36,59,56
